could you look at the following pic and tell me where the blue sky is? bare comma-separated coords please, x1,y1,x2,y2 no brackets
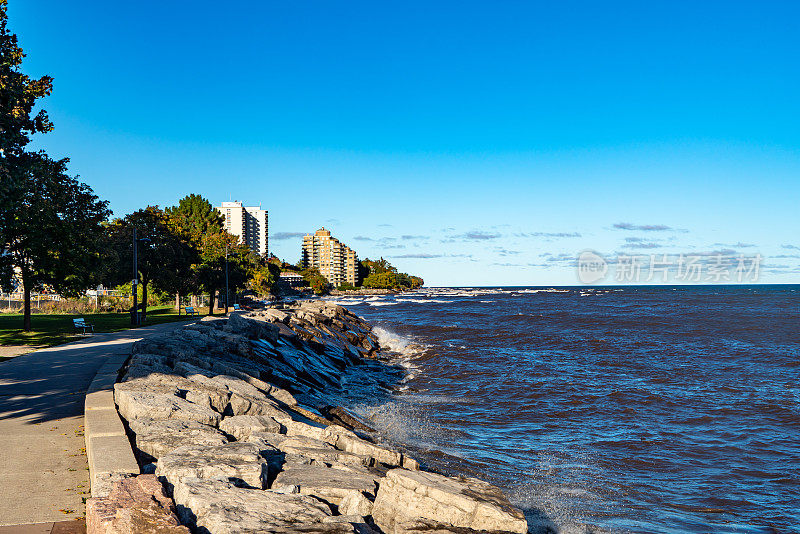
15,1,800,286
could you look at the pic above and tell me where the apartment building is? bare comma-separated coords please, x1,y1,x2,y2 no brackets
216,201,269,256
301,228,360,287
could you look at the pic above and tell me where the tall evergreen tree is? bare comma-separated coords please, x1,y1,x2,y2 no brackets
165,194,224,245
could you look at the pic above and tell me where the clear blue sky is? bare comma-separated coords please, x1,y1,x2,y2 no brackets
15,1,800,285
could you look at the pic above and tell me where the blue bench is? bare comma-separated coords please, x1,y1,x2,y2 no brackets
185,306,200,317
73,318,94,335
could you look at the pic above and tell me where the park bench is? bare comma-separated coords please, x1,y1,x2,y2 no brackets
233,304,241,311
73,318,94,335
185,306,200,317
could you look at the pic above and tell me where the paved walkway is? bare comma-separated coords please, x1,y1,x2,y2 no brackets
0,321,195,527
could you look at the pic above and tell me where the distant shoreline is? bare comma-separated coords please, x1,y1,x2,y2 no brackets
328,288,406,296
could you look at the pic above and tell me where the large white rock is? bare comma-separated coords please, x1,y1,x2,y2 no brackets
219,415,283,441
115,387,222,427
127,419,228,460
372,469,528,534
285,421,403,467
273,463,380,505
156,442,274,489
171,477,355,533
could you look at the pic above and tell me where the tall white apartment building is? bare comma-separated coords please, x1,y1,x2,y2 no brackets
216,201,269,256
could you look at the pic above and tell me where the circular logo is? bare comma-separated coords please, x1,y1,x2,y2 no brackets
577,250,607,284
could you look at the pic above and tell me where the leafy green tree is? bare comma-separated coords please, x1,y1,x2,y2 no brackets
360,257,396,278
301,267,328,295
102,207,193,321
165,194,224,305
249,261,280,296
0,0,53,163
362,271,399,289
194,232,256,314
165,194,224,245
0,152,110,330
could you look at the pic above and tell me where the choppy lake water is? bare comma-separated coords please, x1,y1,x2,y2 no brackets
325,285,799,533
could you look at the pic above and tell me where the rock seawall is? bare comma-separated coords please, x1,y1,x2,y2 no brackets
93,301,529,534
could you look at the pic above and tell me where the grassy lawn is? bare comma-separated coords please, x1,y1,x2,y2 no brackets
0,305,212,349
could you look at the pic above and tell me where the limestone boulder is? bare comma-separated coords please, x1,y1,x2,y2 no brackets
86,474,188,534
278,436,374,468
127,419,228,460
272,463,380,505
371,469,529,534
219,415,283,441
339,491,374,517
115,385,222,427
172,477,356,534
156,442,275,489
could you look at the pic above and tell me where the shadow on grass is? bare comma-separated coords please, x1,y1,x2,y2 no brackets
0,306,208,348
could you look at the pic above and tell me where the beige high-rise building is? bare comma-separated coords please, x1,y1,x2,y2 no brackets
302,228,360,287
216,201,269,256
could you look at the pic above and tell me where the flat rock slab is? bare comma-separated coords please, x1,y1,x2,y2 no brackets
372,469,528,534
273,464,380,505
114,386,222,427
219,415,282,441
127,419,228,460
86,474,188,534
172,477,356,534
156,443,274,489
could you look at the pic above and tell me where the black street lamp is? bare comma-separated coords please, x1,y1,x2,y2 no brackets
224,243,230,314
131,227,151,326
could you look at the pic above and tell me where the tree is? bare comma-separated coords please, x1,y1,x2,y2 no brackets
362,271,399,289
0,0,53,163
165,194,224,245
193,232,255,314
249,261,280,297
360,257,396,278
165,194,224,306
301,267,328,295
0,152,110,330
103,207,193,321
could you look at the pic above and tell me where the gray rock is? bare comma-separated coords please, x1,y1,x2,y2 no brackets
171,477,355,533
279,436,374,468
371,469,529,534
127,419,228,460
338,491,374,517
156,442,275,489
264,308,290,323
115,386,222,427
272,463,380,505
219,415,283,441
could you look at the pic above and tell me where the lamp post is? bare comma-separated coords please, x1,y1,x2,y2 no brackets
224,243,230,314
130,228,151,326
131,228,138,325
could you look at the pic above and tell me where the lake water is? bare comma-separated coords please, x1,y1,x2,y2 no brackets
325,285,799,533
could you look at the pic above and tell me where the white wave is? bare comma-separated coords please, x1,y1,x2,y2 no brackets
395,298,451,304
367,301,398,307
372,326,417,355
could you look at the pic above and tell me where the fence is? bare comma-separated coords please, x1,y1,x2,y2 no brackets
0,293,62,312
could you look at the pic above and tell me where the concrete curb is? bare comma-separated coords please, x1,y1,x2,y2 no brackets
83,352,139,498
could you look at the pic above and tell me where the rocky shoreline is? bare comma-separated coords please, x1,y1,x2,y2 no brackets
88,302,529,534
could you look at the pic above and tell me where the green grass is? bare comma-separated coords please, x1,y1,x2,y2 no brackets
0,305,212,348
